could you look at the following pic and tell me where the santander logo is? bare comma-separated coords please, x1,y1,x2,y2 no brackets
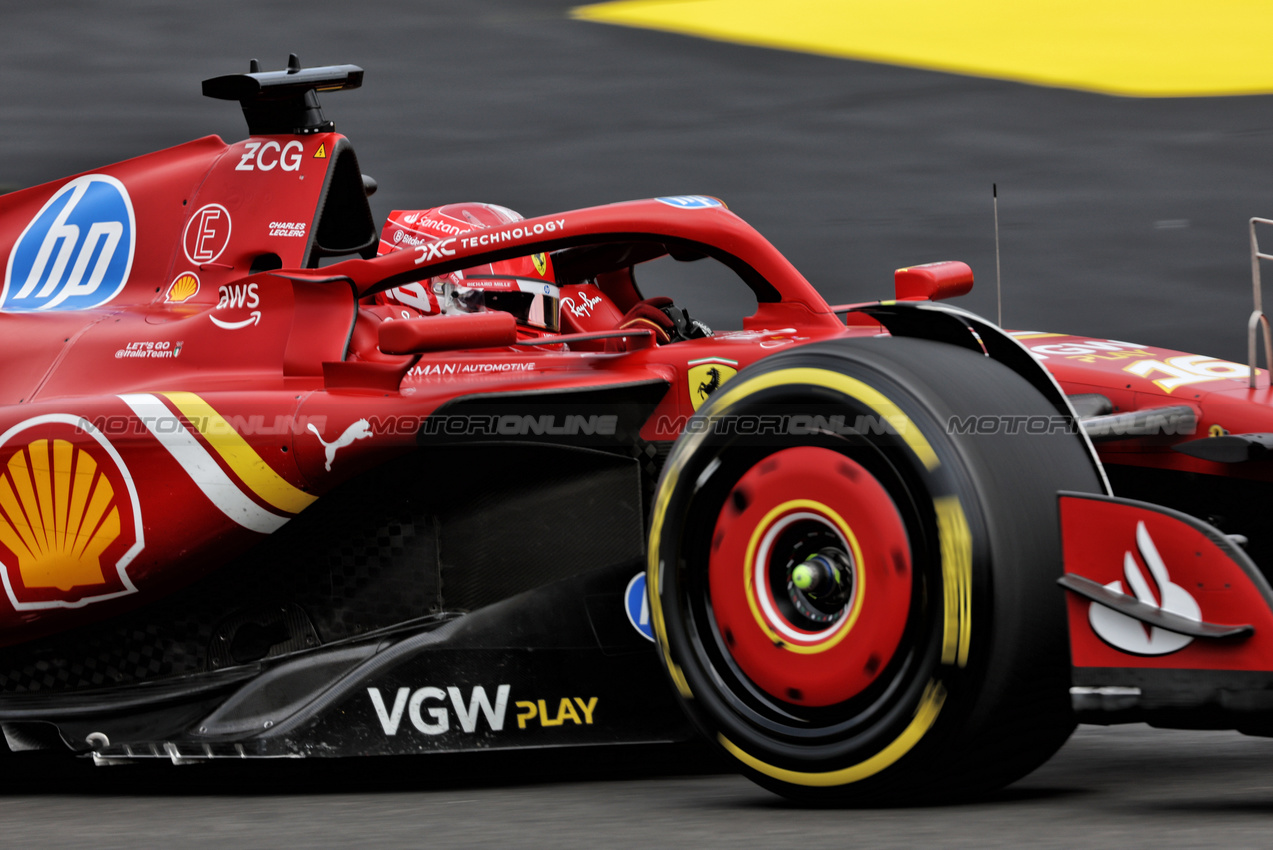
1089,521,1201,655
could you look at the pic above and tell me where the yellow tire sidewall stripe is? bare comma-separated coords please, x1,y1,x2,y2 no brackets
648,361,977,786
708,366,940,471
935,496,973,668
720,680,947,787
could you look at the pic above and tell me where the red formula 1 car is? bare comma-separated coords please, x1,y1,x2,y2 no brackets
0,59,1271,804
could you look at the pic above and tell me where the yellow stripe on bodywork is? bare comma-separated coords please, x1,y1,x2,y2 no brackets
161,392,316,515
935,496,972,667
719,680,946,786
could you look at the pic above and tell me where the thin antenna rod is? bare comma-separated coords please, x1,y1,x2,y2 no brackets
993,183,1002,326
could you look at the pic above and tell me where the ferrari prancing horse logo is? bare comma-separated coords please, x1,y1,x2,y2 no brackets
687,358,738,411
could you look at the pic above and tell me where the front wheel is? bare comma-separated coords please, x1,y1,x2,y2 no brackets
648,337,1100,804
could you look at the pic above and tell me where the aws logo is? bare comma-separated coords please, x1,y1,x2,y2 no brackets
2,175,136,312
0,416,143,610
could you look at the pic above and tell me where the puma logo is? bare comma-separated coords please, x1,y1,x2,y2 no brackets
308,419,373,471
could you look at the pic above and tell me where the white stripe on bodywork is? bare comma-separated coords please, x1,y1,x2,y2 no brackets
120,393,289,534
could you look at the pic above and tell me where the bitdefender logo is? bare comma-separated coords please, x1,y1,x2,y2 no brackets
1088,521,1201,655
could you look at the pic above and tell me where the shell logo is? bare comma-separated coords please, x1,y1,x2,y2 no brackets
165,271,200,304
0,416,142,610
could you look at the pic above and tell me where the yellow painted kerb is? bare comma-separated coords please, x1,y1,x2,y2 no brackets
573,0,1273,97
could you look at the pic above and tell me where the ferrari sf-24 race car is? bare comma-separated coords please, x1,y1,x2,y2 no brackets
2,59,1273,804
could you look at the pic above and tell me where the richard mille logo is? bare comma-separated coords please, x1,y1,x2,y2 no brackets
1089,521,1201,656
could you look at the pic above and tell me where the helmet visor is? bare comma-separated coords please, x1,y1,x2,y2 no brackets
444,276,560,333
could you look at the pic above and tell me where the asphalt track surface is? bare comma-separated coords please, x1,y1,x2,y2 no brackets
4,0,1273,846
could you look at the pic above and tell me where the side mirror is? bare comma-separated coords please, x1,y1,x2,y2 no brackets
894,261,974,302
378,311,517,354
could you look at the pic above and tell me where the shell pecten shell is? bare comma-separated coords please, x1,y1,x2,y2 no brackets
0,439,120,591
166,273,199,304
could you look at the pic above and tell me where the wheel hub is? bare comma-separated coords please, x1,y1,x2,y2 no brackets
789,547,855,624
708,446,913,706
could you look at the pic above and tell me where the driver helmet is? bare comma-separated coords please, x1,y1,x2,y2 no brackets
375,203,558,332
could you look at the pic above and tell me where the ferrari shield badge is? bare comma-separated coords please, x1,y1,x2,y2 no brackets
0,416,143,610
688,358,738,411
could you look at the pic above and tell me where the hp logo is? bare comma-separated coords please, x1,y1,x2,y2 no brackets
3,174,136,312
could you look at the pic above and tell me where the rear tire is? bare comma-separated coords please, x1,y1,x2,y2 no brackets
647,337,1100,804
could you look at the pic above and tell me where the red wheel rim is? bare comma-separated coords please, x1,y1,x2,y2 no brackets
708,446,912,706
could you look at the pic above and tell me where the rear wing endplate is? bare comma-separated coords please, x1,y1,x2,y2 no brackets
202,55,363,136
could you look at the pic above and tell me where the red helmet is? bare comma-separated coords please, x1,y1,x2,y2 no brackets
376,203,559,332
